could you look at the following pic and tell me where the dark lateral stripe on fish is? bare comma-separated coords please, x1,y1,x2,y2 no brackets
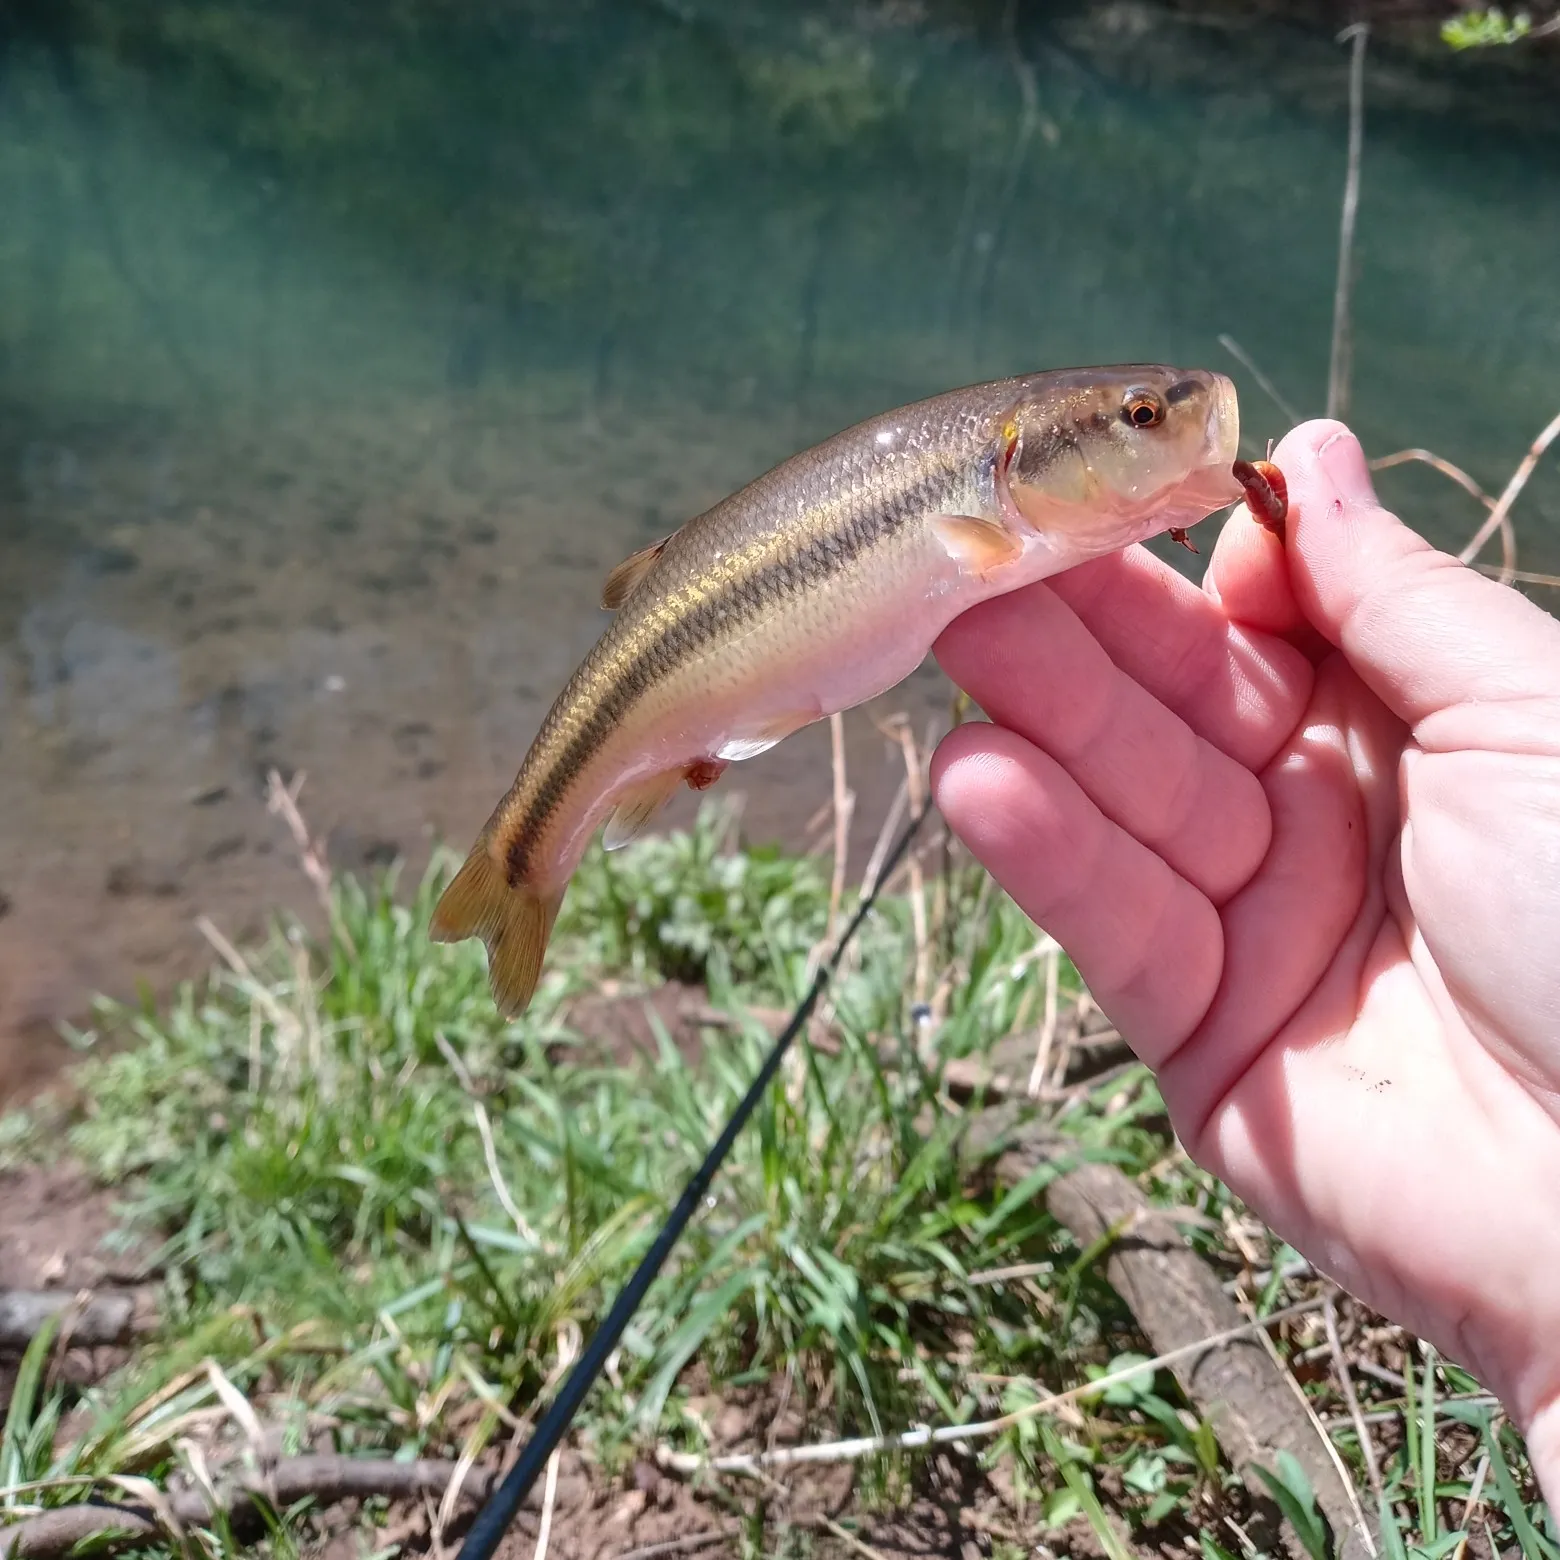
503,458,966,881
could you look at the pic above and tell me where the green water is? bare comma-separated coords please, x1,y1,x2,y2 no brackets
0,0,1557,1032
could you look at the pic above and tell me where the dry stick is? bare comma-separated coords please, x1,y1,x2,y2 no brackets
264,769,357,960
1025,940,1061,1099
858,777,910,901
1458,408,1560,581
1478,565,1560,589
616,1535,733,1560
529,1327,579,1560
1370,448,1517,581
659,1301,1323,1477
1327,24,1368,422
1259,1321,1375,1558
195,916,301,1050
890,721,933,1017
1450,1450,1490,1560
433,1033,540,1249
1324,1296,1383,1500
1218,334,1302,427
825,712,855,943
1371,448,1494,509
808,1512,893,1560
0,1458,497,1560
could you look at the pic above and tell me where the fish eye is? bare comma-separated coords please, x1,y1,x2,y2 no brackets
1123,392,1165,429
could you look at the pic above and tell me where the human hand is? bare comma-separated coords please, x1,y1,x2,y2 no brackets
930,419,1560,1505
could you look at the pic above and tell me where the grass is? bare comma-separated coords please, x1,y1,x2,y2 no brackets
0,800,1554,1559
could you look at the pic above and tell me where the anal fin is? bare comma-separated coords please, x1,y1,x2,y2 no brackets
602,769,685,851
931,513,1023,577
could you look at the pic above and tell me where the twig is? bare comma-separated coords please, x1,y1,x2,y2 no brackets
965,1260,1055,1288
1370,448,1493,509
1025,940,1061,1099
858,776,909,900
889,721,932,1018
1476,565,1560,589
1450,1451,1490,1560
195,916,302,1051
616,1534,733,1560
434,1032,540,1248
1327,24,1368,421
530,1328,578,1560
1371,448,1516,580
1219,335,1302,427
810,1512,893,1560
1324,1297,1383,1500
658,1300,1324,1476
974,1136,1376,1560
265,769,358,959
824,712,854,943
0,1458,497,1559
1458,408,1560,582
1258,1320,1376,1558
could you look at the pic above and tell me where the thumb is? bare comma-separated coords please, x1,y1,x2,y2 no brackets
1276,419,1560,728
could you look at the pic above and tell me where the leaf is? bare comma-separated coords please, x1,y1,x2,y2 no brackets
1041,1486,1082,1529
637,1270,754,1430
1097,1352,1157,1406
1042,1424,1134,1560
1253,1456,1331,1560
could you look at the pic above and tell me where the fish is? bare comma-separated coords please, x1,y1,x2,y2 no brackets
432,364,1246,1018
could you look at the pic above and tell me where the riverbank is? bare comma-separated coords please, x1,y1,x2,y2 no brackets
1,810,1553,1558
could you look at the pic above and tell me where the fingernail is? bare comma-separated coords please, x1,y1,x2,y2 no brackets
1317,428,1378,507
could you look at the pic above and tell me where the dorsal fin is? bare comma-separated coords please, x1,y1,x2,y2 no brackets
601,535,671,610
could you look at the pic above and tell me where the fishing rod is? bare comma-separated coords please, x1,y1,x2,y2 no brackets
456,803,932,1560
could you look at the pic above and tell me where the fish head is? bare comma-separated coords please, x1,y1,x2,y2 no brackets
997,366,1244,558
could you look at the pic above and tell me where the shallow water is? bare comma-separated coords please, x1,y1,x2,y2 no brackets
2,0,1558,1053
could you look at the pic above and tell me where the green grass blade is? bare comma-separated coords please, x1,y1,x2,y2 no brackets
1418,1345,1438,1545
1252,1457,1331,1560
1,1314,61,1496
1483,1420,1560,1560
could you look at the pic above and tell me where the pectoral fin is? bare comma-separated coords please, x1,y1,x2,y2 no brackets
602,769,685,850
602,535,671,609
931,514,1023,577
715,709,818,763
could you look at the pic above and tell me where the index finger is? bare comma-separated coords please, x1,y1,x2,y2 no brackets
1046,545,1314,773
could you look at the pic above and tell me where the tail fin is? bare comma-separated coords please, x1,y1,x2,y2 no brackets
430,844,563,1019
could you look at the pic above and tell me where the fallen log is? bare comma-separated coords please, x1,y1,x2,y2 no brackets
967,1110,1375,1560
0,1292,140,1350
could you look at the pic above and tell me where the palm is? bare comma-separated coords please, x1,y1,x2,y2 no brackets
930,422,1560,1470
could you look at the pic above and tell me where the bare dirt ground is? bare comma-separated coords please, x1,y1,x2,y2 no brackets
0,1154,1057,1559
